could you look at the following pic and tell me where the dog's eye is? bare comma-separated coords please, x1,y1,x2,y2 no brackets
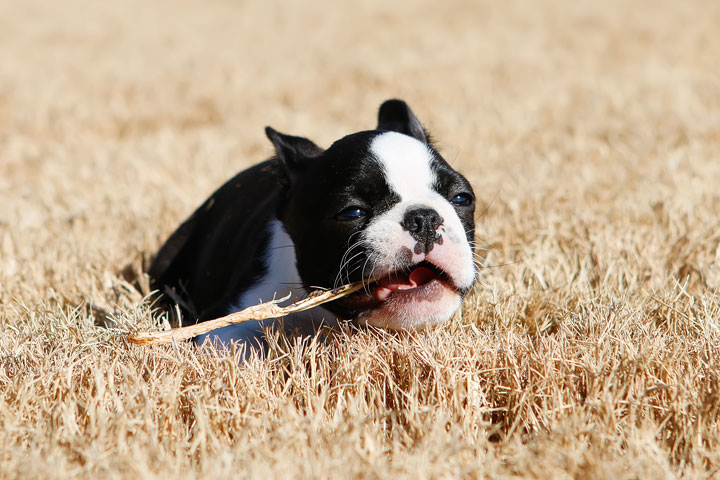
450,193,473,207
336,206,368,220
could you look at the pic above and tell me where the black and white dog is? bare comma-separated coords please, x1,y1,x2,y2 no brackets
149,99,477,353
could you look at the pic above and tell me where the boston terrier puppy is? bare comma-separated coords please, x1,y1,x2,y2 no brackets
149,99,477,354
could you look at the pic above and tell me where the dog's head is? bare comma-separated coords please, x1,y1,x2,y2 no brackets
269,99,476,329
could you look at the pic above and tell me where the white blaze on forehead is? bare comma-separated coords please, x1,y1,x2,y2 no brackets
370,132,436,199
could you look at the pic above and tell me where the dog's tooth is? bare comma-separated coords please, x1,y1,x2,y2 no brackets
374,286,394,302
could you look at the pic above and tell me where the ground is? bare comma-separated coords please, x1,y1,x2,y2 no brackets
1,0,719,478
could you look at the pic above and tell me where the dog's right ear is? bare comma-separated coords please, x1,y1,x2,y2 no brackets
265,127,323,174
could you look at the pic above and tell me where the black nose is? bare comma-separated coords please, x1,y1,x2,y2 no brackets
401,207,443,254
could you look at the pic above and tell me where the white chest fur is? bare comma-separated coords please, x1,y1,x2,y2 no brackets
194,220,336,352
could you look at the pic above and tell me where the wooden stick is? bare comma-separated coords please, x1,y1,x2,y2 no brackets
128,281,367,346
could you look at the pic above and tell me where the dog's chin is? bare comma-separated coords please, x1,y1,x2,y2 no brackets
333,262,464,330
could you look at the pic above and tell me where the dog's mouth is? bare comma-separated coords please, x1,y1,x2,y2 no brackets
335,260,458,313
371,261,453,301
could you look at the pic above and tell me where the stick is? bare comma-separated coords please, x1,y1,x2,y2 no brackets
128,281,367,346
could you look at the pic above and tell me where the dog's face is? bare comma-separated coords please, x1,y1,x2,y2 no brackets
269,100,476,329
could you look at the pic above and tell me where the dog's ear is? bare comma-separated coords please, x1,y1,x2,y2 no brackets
376,99,429,144
265,127,323,173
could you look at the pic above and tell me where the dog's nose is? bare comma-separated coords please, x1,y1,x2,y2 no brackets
402,207,443,254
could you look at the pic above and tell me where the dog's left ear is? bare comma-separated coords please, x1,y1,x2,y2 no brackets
376,99,430,144
265,127,323,174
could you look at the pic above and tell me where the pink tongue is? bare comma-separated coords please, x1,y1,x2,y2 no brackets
373,266,436,301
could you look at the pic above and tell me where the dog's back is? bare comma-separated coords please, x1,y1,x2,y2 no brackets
149,160,282,321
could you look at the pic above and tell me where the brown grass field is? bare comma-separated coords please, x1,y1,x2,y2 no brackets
1,0,720,477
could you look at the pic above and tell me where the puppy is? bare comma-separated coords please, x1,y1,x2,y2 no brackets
149,99,477,354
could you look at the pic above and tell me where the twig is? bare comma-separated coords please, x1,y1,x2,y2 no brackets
128,281,366,346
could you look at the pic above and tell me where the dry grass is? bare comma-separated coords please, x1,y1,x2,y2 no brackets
2,0,720,477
